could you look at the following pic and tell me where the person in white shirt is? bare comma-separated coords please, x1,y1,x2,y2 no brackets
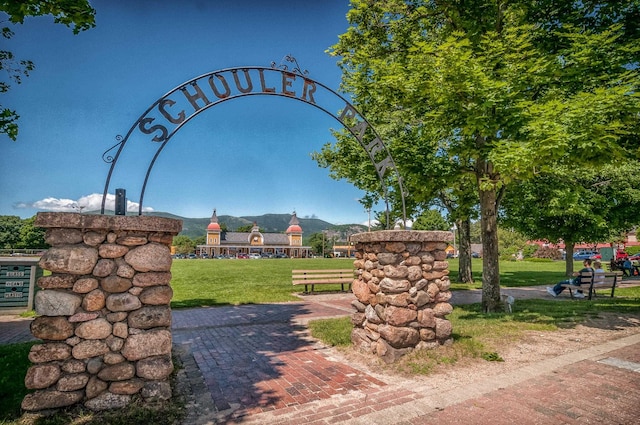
593,260,605,285
547,259,593,298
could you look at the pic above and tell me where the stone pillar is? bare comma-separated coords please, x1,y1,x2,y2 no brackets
350,230,453,363
21,212,182,412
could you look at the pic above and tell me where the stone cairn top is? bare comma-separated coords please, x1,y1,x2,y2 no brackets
35,212,183,233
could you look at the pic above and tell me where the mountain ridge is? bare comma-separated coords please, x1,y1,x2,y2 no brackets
96,211,367,239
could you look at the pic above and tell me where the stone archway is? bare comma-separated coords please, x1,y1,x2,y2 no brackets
100,57,407,226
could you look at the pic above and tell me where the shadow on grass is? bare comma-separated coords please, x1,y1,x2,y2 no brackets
0,341,36,422
171,298,233,309
452,295,640,332
449,269,594,288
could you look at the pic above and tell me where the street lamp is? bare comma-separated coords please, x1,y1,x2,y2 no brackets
322,231,326,258
451,224,457,258
356,196,373,232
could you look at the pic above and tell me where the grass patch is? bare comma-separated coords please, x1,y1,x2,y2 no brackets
10,399,185,425
308,317,353,347
0,341,37,421
0,352,185,425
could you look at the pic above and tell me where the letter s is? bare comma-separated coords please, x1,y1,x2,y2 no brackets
138,118,168,142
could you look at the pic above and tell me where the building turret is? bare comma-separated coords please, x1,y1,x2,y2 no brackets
206,209,221,245
249,222,263,245
286,212,303,246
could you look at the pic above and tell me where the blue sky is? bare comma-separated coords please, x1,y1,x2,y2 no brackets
0,0,380,225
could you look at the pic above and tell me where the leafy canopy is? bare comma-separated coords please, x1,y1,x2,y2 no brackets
0,0,96,140
318,0,640,311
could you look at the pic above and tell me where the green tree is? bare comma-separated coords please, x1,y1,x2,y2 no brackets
319,0,640,312
426,185,479,284
497,227,529,259
308,232,335,257
501,162,640,275
1,0,96,140
0,215,21,248
17,216,47,249
235,224,264,233
469,220,482,245
172,235,194,255
412,209,449,231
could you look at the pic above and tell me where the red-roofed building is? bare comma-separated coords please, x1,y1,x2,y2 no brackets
197,210,311,258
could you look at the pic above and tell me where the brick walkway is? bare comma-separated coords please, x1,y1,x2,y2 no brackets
171,289,640,424
0,315,35,344
2,285,640,424
171,299,388,424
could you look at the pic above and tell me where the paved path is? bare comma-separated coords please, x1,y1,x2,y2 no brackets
2,284,640,424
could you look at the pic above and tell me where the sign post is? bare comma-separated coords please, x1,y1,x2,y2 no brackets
0,257,42,315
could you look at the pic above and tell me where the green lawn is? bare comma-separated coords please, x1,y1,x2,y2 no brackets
170,257,587,308
447,258,580,289
170,257,355,308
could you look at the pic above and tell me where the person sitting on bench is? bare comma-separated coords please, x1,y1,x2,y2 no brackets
547,259,593,298
622,259,634,276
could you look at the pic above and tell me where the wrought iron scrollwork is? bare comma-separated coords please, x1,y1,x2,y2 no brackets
102,135,124,163
270,54,309,76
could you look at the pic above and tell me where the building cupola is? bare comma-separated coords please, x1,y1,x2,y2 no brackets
286,211,302,234
207,209,221,231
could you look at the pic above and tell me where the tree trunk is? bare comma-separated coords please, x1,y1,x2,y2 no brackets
479,187,501,312
565,241,575,277
457,218,474,283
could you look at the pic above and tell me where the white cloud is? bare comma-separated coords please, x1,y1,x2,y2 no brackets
17,193,154,214
360,219,413,229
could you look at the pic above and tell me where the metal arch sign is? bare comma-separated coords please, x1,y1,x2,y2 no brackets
101,58,407,225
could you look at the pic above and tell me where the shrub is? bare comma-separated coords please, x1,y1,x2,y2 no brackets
533,246,563,260
526,257,554,262
626,246,640,256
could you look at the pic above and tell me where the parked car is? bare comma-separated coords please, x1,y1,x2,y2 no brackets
628,253,640,261
187,253,197,259
248,253,261,259
573,250,600,260
236,253,249,259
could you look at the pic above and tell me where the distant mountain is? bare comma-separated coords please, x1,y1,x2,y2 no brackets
95,211,366,240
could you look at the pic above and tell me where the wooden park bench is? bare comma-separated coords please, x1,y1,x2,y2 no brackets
292,269,354,293
560,271,621,300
